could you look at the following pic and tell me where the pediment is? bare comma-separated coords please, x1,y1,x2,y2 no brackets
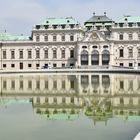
81,30,107,42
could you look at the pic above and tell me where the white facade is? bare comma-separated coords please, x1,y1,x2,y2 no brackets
1,15,140,70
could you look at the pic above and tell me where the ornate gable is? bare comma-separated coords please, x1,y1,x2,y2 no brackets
81,30,108,42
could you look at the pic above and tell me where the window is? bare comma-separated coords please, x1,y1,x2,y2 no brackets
36,50,40,59
119,34,123,40
61,49,65,58
128,48,133,58
53,81,57,89
53,63,57,67
44,80,48,89
36,81,40,90
138,63,140,67
70,35,74,41
62,63,65,67
44,35,48,42
62,81,65,89
19,80,23,90
138,49,140,57
3,64,6,68
53,35,57,41
11,80,15,89
129,63,133,67
28,50,32,59
70,81,75,89
138,33,140,40
19,50,23,59
61,35,65,41
82,46,87,49
128,34,133,40
28,64,32,68
119,49,124,57
36,35,40,42
44,50,48,59
28,80,32,89
120,81,124,89
92,46,97,49
120,63,124,67
53,50,57,58
36,64,40,68
11,50,15,59
11,64,15,68
70,50,74,58
3,50,6,59
3,80,7,89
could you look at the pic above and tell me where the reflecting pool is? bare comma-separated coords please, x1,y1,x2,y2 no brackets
0,73,140,140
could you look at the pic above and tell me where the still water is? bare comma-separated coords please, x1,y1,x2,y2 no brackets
0,73,140,140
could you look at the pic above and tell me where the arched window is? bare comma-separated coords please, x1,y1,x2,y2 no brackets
102,50,110,65
81,50,88,65
91,50,99,65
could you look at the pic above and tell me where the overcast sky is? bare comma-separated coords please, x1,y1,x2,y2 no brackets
0,0,140,36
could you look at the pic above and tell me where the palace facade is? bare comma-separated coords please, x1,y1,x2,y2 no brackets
1,13,140,70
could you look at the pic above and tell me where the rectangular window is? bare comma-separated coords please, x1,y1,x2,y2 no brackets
119,34,123,40
62,80,65,89
138,34,140,40
28,80,32,89
44,50,48,59
36,81,40,90
138,49,140,57
11,64,15,68
11,80,15,89
70,35,74,41
128,49,133,58
70,50,74,58
3,64,6,68
119,49,124,57
120,63,124,67
44,35,48,42
53,35,57,42
53,81,57,89
19,50,23,59
28,64,32,68
3,80,7,89
36,35,40,42
11,50,15,59
129,63,133,67
53,63,57,68
61,50,65,58
120,81,124,90
44,80,48,89
19,80,23,90
138,63,140,67
36,64,40,68
62,35,65,41
129,34,133,40
70,80,75,89
53,50,57,58
36,50,40,59
3,50,6,59
28,50,32,59
62,63,65,67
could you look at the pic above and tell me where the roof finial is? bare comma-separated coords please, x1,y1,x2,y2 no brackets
93,12,96,16
104,11,106,16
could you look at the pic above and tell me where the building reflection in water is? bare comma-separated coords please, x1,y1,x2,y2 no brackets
0,74,140,124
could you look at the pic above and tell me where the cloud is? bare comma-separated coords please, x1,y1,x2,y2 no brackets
0,0,139,35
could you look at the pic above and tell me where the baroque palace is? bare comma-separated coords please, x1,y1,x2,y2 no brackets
1,12,140,70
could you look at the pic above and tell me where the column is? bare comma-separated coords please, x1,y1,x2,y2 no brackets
99,53,102,66
88,53,91,67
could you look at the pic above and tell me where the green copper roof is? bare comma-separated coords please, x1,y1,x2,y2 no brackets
85,15,113,24
116,16,140,23
40,17,79,25
0,32,29,41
